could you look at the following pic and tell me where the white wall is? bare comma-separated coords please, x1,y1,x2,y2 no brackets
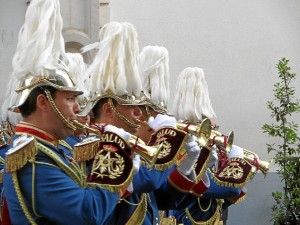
110,0,300,166
0,0,27,100
110,1,300,224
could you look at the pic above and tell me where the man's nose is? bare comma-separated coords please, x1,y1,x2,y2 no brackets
133,105,142,117
73,101,81,114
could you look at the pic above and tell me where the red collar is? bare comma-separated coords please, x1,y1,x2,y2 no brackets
15,122,59,147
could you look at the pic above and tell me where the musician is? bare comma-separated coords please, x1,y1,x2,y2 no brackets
169,67,247,225
2,1,132,224
81,27,201,224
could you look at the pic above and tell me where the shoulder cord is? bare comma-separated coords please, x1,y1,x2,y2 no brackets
59,140,73,152
38,143,86,187
12,172,38,225
0,156,5,165
198,198,211,212
11,143,87,224
124,193,148,225
185,199,222,225
0,186,3,221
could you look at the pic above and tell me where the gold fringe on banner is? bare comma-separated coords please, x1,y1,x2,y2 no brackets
5,135,38,173
88,167,133,193
73,137,100,162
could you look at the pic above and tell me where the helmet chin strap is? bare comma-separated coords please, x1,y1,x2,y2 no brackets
108,98,140,129
44,89,77,131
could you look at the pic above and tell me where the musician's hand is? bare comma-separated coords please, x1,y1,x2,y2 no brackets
228,145,244,159
208,146,218,168
131,153,141,174
147,114,176,131
178,134,201,176
104,124,131,142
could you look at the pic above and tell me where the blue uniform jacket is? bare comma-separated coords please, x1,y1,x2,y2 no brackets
4,129,120,225
104,165,189,225
170,172,241,224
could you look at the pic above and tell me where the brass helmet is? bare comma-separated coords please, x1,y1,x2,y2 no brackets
10,69,83,112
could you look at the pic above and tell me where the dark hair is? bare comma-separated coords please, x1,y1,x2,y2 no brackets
92,98,120,120
18,86,57,117
92,98,108,120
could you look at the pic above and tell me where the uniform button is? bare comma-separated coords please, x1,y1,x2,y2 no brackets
155,217,158,221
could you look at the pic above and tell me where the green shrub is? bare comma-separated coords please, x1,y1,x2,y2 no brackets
262,58,300,225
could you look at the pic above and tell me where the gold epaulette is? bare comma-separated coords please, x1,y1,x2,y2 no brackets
73,137,100,162
5,135,38,172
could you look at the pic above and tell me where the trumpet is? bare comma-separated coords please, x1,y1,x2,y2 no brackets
242,148,271,176
72,120,101,135
129,135,162,166
176,118,212,146
210,130,234,154
72,120,161,165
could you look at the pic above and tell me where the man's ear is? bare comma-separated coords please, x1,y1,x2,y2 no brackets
102,102,114,118
36,94,49,112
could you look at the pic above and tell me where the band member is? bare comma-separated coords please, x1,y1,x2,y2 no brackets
81,24,203,224
60,52,91,158
169,67,254,224
2,1,132,224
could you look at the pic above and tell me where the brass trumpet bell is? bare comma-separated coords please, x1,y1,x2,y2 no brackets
210,130,234,153
243,149,271,176
176,118,212,146
129,135,162,166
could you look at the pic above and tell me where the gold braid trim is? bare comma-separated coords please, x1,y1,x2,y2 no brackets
11,172,38,225
44,89,77,131
0,157,4,184
198,199,212,212
15,77,76,93
10,142,87,224
124,193,148,225
0,156,5,164
0,186,3,221
59,140,73,153
31,162,41,217
37,143,86,187
108,98,140,129
185,199,222,225
87,166,133,193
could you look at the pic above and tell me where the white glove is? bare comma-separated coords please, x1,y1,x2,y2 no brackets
104,124,131,142
208,146,218,168
126,182,134,193
228,145,244,159
178,135,201,176
147,114,176,131
132,153,141,174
